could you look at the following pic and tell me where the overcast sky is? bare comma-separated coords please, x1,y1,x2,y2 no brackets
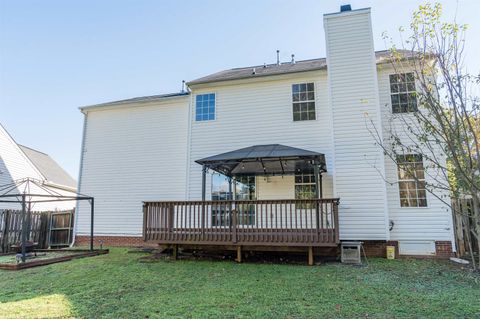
1,0,479,179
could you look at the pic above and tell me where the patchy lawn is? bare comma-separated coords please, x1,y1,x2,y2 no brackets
0,248,478,318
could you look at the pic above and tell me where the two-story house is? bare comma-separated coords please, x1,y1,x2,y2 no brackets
74,6,455,260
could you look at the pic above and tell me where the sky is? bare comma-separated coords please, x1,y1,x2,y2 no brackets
1,0,479,179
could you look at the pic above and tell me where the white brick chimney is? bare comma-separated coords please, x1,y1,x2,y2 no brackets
324,6,389,240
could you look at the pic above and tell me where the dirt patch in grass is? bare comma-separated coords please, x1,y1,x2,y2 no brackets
0,249,109,270
0,251,83,265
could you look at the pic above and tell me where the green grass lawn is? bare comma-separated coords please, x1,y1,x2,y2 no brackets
0,248,478,319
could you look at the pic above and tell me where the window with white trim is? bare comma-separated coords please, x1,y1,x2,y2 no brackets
295,173,317,208
292,83,316,121
397,154,427,207
195,93,215,121
389,73,417,113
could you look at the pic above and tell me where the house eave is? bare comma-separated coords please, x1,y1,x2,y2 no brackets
79,92,190,113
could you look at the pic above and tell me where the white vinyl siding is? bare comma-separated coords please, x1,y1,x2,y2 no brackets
0,125,75,211
187,72,334,204
324,8,389,240
378,65,454,242
76,98,189,236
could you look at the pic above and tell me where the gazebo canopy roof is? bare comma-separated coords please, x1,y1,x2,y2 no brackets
0,178,91,204
196,144,327,177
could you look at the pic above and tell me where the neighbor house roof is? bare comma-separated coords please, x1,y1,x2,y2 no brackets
187,49,415,86
19,145,77,189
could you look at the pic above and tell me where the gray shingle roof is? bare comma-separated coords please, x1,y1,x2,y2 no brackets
80,50,416,110
80,92,189,110
188,49,415,86
19,145,77,189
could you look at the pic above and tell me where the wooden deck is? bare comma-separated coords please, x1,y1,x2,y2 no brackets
143,199,340,247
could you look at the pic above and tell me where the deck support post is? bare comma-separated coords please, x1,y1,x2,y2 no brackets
308,246,314,266
172,244,178,260
236,245,242,263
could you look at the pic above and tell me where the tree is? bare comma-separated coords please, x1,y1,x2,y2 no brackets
371,2,480,269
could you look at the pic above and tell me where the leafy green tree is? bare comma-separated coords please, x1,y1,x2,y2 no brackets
373,2,479,268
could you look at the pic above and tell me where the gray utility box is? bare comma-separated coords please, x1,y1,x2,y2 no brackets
341,241,363,264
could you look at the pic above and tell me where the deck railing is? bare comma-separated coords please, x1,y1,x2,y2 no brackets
143,199,339,246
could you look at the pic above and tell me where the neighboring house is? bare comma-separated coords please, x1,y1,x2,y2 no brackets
75,6,455,258
0,123,77,211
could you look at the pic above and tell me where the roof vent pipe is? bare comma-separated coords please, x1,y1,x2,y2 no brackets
340,4,352,12
276,50,280,65
291,54,295,64
181,80,185,93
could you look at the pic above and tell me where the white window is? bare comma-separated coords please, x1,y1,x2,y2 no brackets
295,173,317,208
390,73,417,113
292,83,316,121
397,154,427,207
195,93,215,121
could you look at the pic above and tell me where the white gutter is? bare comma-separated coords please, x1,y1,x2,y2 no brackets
79,93,189,112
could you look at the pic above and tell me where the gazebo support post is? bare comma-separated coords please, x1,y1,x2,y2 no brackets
201,165,207,233
314,165,321,232
21,193,27,262
26,202,32,241
90,198,94,251
228,177,233,227
201,165,207,201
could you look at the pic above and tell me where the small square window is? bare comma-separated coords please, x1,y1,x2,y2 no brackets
196,93,215,121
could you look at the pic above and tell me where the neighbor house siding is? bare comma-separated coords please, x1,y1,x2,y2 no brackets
377,65,455,243
187,72,334,203
0,125,75,211
0,125,42,210
324,9,389,240
76,98,189,236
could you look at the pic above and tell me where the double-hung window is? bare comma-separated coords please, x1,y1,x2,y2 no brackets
397,154,427,207
390,73,417,113
292,83,316,121
294,173,317,208
195,93,215,121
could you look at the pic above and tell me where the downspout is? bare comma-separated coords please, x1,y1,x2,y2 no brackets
184,87,194,200
71,111,88,247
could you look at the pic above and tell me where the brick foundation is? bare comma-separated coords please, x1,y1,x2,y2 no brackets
435,241,453,258
362,240,453,259
75,235,145,247
75,236,453,259
362,240,399,258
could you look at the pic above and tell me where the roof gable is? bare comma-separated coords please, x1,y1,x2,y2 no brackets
19,145,77,189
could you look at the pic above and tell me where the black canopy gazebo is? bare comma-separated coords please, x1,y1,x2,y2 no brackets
0,178,94,262
196,144,327,200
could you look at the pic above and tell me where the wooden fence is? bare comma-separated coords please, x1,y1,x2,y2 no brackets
452,199,479,257
0,209,74,253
